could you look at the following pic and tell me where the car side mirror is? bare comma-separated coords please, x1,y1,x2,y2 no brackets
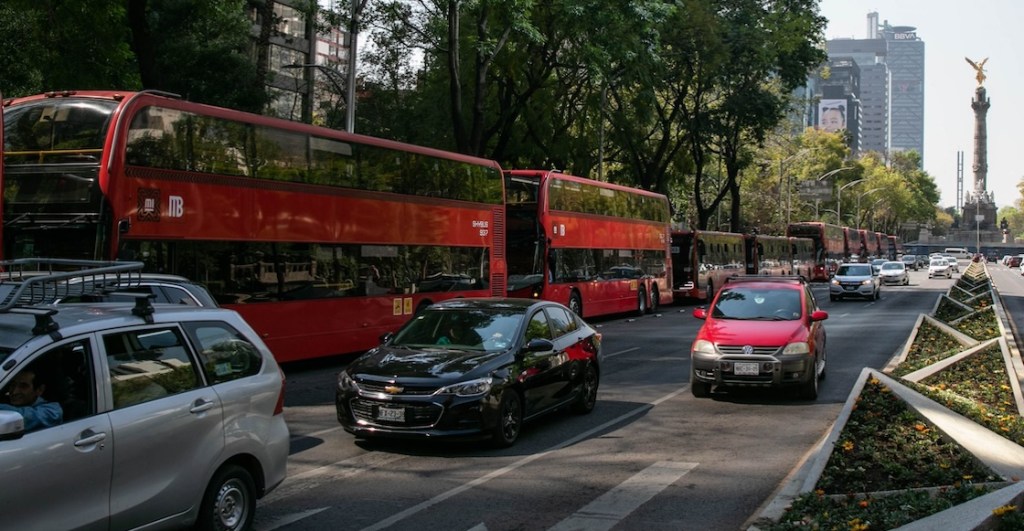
692,308,707,320
810,310,829,322
379,332,394,344
525,338,555,352
0,411,26,441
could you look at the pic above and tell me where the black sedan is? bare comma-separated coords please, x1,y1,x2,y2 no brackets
335,298,602,447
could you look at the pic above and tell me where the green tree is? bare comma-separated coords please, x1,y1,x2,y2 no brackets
0,0,139,96
127,0,268,112
700,0,827,232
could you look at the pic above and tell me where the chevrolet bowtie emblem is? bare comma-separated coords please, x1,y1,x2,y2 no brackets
384,385,403,394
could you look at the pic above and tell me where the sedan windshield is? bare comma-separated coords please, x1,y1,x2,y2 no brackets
391,309,524,351
881,263,904,271
711,288,802,321
836,265,872,276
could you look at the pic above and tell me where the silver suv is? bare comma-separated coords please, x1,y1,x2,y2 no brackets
829,262,880,301
0,262,288,530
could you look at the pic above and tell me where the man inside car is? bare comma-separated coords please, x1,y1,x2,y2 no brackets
0,369,63,432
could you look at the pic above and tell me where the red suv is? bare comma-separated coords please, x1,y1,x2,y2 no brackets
689,276,828,400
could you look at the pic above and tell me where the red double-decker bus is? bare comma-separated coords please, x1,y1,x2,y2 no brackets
786,222,847,281
1,90,506,362
505,170,672,317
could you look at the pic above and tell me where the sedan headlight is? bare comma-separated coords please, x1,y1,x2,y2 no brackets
337,371,360,392
692,339,717,355
435,377,492,397
782,342,811,355
860,278,874,286
830,279,840,286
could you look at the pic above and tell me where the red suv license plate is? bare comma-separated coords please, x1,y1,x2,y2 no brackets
734,362,758,375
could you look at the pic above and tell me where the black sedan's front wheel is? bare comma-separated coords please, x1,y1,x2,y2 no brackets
490,390,523,448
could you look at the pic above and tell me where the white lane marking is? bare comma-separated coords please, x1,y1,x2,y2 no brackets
547,461,698,531
603,347,640,359
262,451,408,504
255,507,330,531
360,387,689,531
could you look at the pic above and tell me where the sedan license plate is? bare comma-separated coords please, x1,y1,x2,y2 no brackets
377,406,405,422
734,362,759,376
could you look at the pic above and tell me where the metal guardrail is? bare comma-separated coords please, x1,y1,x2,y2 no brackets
0,259,144,312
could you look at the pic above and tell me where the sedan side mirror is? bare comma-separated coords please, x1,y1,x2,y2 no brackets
525,338,555,352
692,308,707,319
810,310,829,322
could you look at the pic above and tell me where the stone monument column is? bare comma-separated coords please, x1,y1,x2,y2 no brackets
971,86,990,194
963,57,996,232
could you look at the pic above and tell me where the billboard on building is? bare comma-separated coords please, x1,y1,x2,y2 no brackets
818,99,847,133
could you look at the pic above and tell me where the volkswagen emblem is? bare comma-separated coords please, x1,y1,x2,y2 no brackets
384,385,403,394
742,345,754,355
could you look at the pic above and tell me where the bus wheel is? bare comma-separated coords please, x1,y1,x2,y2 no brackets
637,290,647,316
568,293,583,316
648,286,660,314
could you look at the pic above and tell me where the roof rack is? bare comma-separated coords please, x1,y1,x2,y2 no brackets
0,259,144,312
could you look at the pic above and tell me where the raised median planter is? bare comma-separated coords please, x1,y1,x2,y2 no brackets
749,261,1024,530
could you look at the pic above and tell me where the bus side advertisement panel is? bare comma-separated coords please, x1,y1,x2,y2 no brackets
546,213,667,250
120,173,495,246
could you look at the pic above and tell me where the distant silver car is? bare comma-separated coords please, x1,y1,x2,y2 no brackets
878,261,910,285
829,262,880,301
0,263,288,530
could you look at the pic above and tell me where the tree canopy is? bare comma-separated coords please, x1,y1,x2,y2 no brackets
0,0,941,237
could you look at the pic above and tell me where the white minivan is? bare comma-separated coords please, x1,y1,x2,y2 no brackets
944,247,971,260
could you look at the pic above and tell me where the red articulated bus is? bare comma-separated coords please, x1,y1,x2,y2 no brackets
843,226,864,261
1,90,506,362
504,170,672,317
748,234,793,276
875,231,890,260
859,229,881,260
670,230,746,303
786,222,847,281
888,235,903,259
791,236,816,280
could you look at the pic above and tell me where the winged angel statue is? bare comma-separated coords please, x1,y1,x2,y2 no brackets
965,57,988,86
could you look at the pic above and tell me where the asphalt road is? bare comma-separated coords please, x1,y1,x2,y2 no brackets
254,267,973,531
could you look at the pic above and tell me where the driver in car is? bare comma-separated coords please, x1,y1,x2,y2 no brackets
0,369,63,432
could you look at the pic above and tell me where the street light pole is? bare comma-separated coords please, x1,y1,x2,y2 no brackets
836,178,866,226
855,188,882,229
976,200,984,255
814,167,854,224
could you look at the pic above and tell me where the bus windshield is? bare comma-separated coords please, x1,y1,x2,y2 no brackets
4,98,115,157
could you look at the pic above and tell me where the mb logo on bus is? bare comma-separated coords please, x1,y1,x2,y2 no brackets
136,188,184,221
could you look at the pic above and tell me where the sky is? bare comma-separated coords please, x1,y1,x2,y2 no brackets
817,0,1024,209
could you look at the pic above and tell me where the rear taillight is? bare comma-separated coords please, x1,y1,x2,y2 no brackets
273,368,286,416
